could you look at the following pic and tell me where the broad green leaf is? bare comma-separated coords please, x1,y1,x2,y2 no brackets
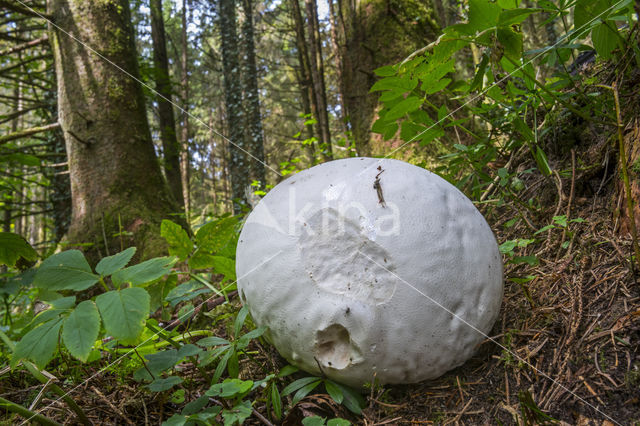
165,280,208,306
497,27,523,60
333,382,365,415
384,96,423,121
95,287,150,344
234,305,249,337
455,0,502,35
271,384,282,420
196,216,238,253
292,379,322,405
0,232,38,267
145,349,180,375
182,395,210,415
161,220,193,261
373,65,396,76
12,318,63,368
162,414,187,426
197,336,231,347
211,256,236,281
591,23,619,59
33,250,99,291
498,8,538,26
573,0,608,33
6,153,41,166
282,376,321,396
302,417,326,426
111,256,176,287
325,380,344,404
62,300,100,362
148,376,183,392
95,247,136,276
237,326,267,348
177,344,202,358
497,0,521,7
188,249,215,269
328,419,351,426
424,78,451,95
470,53,489,92
221,400,252,425
534,146,552,176
277,364,299,378
206,378,254,398
369,75,418,93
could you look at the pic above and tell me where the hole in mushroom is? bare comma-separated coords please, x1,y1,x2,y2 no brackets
314,324,351,370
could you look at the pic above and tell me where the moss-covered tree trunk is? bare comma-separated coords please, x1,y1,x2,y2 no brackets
150,0,185,210
333,0,440,156
49,0,178,260
219,0,248,213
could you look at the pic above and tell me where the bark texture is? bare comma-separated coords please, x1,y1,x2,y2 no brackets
50,0,178,260
332,0,439,156
150,0,185,209
219,0,248,213
180,0,191,217
241,0,266,186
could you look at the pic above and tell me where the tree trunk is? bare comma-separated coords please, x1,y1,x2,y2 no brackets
240,0,266,187
334,0,439,156
219,0,248,213
50,0,178,260
180,0,191,218
289,0,318,162
150,0,184,210
304,0,332,160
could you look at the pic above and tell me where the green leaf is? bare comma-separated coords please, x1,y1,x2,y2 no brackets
424,78,451,95
162,414,186,426
328,419,351,426
292,379,322,405
373,65,396,77
177,344,202,358
12,318,63,368
591,22,619,59
148,376,183,392
211,256,236,281
222,400,252,425
95,247,136,276
95,287,150,344
271,384,282,420
0,232,38,267
161,220,193,261
470,53,489,92
206,378,254,398
62,300,100,362
234,305,249,337
369,75,418,93
534,146,552,176
455,0,502,35
33,250,99,291
197,336,231,347
282,376,320,396
498,8,538,26
333,382,365,415
165,280,208,306
573,0,607,34
302,417,326,426
496,0,521,7
277,364,299,378
145,349,180,375
237,326,267,348
182,395,210,415
196,217,238,253
325,380,344,404
188,249,215,269
111,256,176,287
497,27,523,60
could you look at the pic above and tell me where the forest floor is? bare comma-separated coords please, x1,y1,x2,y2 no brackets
4,157,639,426
3,107,640,426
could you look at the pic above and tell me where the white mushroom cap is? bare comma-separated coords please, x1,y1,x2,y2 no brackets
236,158,503,387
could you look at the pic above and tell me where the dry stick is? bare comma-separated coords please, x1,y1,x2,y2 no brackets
610,82,640,271
90,386,135,426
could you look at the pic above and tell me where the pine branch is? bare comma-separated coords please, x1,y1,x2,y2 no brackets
0,0,52,19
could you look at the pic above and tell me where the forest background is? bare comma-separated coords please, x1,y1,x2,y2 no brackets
1,0,640,424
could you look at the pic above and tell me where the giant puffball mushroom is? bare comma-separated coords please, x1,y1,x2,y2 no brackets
236,158,503,387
